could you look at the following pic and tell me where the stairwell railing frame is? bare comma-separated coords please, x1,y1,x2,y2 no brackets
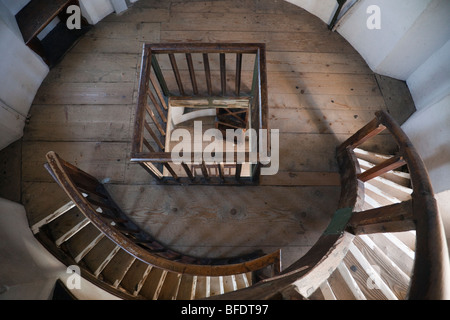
131,43,269,185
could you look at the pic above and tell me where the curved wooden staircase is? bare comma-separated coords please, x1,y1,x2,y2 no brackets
31,151,280,300
25,111,449,300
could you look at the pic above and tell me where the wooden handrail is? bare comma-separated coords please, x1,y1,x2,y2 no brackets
373,111,450,299
45,151,281,277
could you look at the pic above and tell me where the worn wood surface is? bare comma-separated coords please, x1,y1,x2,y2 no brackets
20,0,406,271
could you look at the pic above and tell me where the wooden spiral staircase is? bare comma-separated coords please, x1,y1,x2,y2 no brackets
23,42,449,300
27,110,449,300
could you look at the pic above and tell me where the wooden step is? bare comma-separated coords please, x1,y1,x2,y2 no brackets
354,235,410,299
209,276,225,297
101,249,136,289
30,201,76,234
345,242,398,300
318,281,337,300
176,274,197,300
46,207,90,246
367,233,415,277
63,223,105,263
364,182,402,205
336,262,367,300
139,268,168,300
119,260,153,297
308,281,336,300
391,230,416,251
158,272,182,300
364,176,412,202
194,276,210,299
327,263,360,300
81,237,120,278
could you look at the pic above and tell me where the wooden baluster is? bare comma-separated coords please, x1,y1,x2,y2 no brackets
142,137,155,153
200,161,210,180
181,162,195,181
145,104,165,136
251,163,261,182
235,163,242,180
169,53,185,96
144,121,165,151
357,155,406,182
147,88,167,123
141,162,163,180
235,53,242,96
348,200,414,234
186,53,199,95
151,55,170,97
218,163,225,182
150,73,168,111
203,53,212,96
220,53,226,96
337,118,386,154
163,162,179,180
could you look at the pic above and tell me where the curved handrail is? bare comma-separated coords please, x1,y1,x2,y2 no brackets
210,110,449,300
45,151,281,277
374,111,450,299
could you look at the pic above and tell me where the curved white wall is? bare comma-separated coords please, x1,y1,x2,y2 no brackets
286,0,450,194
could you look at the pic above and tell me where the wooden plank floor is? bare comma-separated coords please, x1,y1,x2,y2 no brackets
21,0,400,268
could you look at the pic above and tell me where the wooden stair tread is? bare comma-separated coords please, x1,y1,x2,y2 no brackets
16,0,75,44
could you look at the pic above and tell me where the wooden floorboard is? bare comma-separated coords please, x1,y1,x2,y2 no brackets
20,0,401,266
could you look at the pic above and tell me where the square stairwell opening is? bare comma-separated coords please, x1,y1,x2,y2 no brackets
131,43,269,185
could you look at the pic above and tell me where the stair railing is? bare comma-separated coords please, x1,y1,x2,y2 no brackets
44,151,281,278
131,43,269,185
340,110,450,299
210,110,449,300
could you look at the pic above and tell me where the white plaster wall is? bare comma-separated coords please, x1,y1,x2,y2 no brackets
402,95,450,195
0,197,120,300
436,190,450,256
375,0,450,80
79,0,115,25
406,40,450,111
284,0,338,25
0,198,66,299
0,0,29,15
0,7,49,150
335,0,434,79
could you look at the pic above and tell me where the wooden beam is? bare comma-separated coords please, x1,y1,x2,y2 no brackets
348,200,414,235
337,117,386,154
358,155,406,182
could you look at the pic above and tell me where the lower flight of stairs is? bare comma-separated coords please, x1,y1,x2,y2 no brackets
308,148,415,300
32,201,253,300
